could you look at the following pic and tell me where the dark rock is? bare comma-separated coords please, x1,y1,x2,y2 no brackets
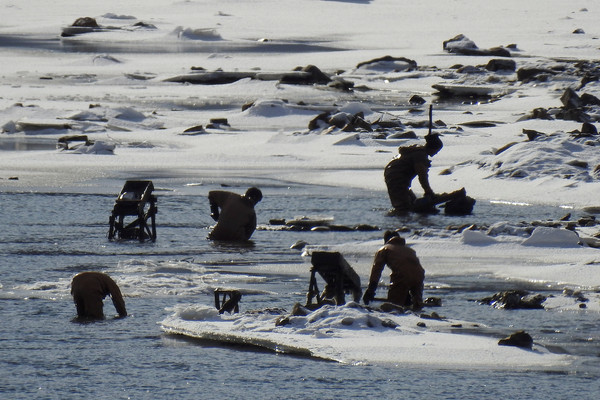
443,34,510,56
279,65,331,85
486,59,517,72
581,122,597,135
308,111,331,130
494,141,518,155
578,216,597,227
498,330,533,349
579,74,599,90
380,302,406,313
443,34,477,51
555,108,590,123
409,95,426,105
567,160,588,169
182,125,205,134
456,65,485,74
387,131,418,139
353,224,380,231
289,240,308,250
328,78,354,91
573,28,585,34
517,67,556,82
165,71,255,85
530,108,553,120
480,290,546,309
356,55,418,71
381,319,398,328
420,311,443,320
459,121,497,128
210,118,229,125
291,303,310,316
581,93,600,106
275,316,290,326
423,297,442,307
132,21,157,29
488,47,511,57
560,88,582,109
72,17,99,27
559,213,571,221
523,129,546,141
327,225,353,232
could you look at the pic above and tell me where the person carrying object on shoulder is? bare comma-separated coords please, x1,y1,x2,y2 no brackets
384,132,443,212
208,187,263,241
363,231,424,309
71,272,127,320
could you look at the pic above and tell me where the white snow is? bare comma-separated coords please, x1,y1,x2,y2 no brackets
161,302,573,369
1,0,599,369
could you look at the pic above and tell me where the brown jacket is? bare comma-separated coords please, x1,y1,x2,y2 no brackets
208,191,257,241
71,272,127,319
368,236,425,292
384,146,434,196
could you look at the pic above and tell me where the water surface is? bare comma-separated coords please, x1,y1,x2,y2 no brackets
1,184,598,399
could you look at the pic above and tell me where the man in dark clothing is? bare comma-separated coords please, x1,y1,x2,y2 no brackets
363,233,425,309
384,133,443,212
71,272,127,319
208,187,262,241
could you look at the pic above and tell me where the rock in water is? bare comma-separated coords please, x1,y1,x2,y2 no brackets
498,330,533,349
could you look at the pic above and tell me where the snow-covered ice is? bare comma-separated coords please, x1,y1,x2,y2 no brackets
1,0,599,370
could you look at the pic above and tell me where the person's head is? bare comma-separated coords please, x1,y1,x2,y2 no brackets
425,133,443,156
244,187,263,204
383,230,399,243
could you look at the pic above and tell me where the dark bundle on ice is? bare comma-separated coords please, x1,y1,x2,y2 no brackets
443,34,511,57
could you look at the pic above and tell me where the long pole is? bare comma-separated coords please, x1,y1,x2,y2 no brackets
428,104,433,135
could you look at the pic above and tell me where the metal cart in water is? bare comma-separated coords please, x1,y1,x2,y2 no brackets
108,180,157,242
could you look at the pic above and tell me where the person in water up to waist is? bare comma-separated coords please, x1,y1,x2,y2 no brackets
208,187,263,241
71,271,127,320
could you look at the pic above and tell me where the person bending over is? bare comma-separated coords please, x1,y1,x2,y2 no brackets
71,272,127,319
384,133,443,212
363,233,425,309
208,187,262,241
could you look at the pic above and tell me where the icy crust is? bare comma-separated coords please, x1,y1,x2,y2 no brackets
160,302,573,369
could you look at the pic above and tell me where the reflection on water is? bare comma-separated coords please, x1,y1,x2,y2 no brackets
0,137,57,151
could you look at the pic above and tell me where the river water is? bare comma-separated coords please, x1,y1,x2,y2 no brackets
1,181,599,399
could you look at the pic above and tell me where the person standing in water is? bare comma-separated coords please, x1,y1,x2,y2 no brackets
363,232,425,309
71,272,127,319
208,187,263,241
384,132,443,212
384,106,443,212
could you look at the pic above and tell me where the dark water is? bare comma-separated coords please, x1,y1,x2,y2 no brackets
1,183,599,399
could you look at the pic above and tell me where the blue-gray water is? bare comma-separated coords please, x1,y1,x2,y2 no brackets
1,182,599,399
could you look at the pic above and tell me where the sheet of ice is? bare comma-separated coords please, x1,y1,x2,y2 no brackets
160,302,574,369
